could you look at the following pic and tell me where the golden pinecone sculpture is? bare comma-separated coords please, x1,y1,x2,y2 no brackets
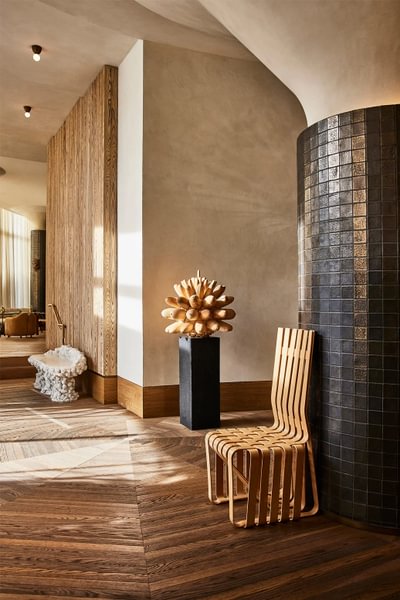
161,271,235,337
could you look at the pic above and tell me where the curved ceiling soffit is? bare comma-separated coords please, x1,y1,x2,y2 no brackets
133,0,231,37
198,0,400,125
41,0,252,60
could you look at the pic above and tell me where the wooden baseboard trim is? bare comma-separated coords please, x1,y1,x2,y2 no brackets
143,384,179,418
118,377,144,417
221,380,272,411
82,371,118,404
117,377,271,418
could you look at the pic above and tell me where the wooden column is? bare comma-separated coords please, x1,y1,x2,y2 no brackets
46,66,117,397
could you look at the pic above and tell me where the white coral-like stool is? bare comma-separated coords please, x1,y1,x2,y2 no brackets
28,345,87,403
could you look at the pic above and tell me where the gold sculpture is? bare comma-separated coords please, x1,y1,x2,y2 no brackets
162,271,235,337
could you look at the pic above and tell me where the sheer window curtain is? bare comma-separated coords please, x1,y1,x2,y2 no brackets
0,208,30,308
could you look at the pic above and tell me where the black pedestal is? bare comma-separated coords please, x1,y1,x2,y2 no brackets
178,336,220,430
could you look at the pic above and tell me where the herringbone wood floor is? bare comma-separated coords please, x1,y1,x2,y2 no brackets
0,379,399,599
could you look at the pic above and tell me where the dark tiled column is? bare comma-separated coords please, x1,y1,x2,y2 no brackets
298,105,399,531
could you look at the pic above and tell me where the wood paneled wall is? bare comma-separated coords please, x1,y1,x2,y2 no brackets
47,66,117,377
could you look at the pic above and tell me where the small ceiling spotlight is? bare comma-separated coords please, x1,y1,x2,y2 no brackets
23,105,32,118
31,44,42,62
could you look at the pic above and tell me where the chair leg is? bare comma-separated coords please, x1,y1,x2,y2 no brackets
206,435,226,504
301,440,319,517
228,447,261,528
235,449,246,497
215,453,225,501
291,445,305,520
244,449,262,528
205,436,214,502
206,435,242,505
279,445,293,522
268,447,283,524
257,448,271,526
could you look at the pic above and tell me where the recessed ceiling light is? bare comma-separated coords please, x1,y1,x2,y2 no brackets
23,105,32,118
32,44,42,62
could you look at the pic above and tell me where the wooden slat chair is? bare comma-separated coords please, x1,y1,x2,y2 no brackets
205,327,318,527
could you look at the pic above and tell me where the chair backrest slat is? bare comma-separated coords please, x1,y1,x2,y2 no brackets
297,329,315,438
271,328,290,431
269,327,284,430
270,327,315,440
286,328,304,436
280,328,299,434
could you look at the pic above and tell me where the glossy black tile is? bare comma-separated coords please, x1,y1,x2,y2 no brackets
298,104,399,530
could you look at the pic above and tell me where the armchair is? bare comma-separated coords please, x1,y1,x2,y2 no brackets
4,312,39,337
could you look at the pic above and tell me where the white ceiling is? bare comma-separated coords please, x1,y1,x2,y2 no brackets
0,0,251,163
0,0,252,219
0,0,399,219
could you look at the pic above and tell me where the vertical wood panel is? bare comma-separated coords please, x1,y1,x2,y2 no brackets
103,67,118,376
46,66,117,376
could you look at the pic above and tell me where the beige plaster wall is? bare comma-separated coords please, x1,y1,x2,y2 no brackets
142,42,306,386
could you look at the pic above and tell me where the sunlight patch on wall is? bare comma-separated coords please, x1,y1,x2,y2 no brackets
93,226,104,279
93,286,104,318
